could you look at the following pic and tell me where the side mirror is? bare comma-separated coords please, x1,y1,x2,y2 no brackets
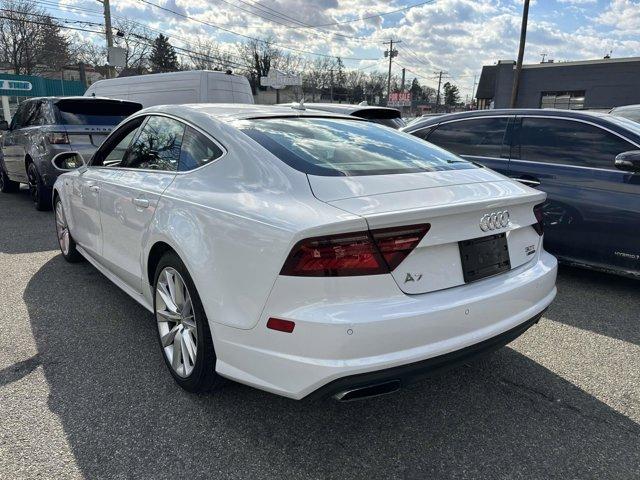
51,151,86,171
615,151,640,173
0,120,9,131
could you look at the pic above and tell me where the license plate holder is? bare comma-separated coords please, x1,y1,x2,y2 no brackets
459,233,511,283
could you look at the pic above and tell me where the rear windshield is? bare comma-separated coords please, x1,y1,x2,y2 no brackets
55,100,142,126
235,117,476,176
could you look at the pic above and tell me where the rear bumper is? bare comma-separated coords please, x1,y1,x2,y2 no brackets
307,310,544,401
212,250,558,400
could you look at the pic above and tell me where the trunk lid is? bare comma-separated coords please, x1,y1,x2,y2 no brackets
308,170,546,294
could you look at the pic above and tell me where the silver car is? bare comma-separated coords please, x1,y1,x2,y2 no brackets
0,96,141,210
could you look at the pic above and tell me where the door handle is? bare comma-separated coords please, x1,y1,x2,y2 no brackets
132,197,150,209
513,177,541,187
88,184,100,193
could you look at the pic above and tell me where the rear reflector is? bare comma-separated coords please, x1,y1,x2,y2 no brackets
533,203,544,236
266,318,295,333
280,224,430,277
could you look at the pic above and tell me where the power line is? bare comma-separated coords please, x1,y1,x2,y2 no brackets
135,0,378,61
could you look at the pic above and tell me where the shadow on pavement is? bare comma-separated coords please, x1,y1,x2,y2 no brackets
24,255,640,479
550,265,639,346
0,189,57,254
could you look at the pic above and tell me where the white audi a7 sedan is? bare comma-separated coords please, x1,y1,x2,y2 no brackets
52,104,558,401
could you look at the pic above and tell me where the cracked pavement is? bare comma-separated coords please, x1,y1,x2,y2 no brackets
0,188,638,479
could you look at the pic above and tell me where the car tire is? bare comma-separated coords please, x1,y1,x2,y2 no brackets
27,162,52,211
54,196,82,263
153,251,224,393
0,165,20,193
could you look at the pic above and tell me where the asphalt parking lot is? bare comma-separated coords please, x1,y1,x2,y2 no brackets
0,189,638,480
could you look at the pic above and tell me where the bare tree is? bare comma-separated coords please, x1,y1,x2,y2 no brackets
69,35,107,67
237,37,283,93
113,18,153,72
184,37,234,71
0,0,69,74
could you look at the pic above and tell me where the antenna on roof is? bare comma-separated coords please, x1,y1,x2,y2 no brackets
291,99,305,111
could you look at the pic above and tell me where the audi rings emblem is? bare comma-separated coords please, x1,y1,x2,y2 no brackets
480,211,510,231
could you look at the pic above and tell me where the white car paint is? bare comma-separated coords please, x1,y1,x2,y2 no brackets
54,104,557,399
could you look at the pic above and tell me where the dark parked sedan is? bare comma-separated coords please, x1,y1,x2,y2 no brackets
403,109,640,278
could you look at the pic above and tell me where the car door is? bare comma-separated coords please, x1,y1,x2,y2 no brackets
2,101,33,182
509,115,640,272
98,115,183,293
415,116,513,176
68,118,145,258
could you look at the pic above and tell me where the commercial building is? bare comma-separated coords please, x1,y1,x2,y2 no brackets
476,56,640,110
0,73,86,123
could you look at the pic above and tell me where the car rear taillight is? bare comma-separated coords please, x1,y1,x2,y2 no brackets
280,224,430,277
371,224,431,270
533,203,544,236
46,132,69,144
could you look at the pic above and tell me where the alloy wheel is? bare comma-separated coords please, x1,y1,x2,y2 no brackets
55,200,70,255
155,267,198,378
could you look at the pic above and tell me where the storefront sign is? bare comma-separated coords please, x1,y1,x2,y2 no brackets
0,80,33,91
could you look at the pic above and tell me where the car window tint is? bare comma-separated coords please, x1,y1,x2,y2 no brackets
517,117,637,169
123,116,184,171
178,126,223,171
426,117,509,157
105,129,138,166
236,117,475,176
9,104,25,129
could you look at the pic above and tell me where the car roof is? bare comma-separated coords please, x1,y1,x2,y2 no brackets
402,108,640,141
139,103,360,122
404,108,626,130
610,104,640,112
26,96,141,105
282,103,401,117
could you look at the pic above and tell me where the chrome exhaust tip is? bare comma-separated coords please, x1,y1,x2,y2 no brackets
334,380,401,402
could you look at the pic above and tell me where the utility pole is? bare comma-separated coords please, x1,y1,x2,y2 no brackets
401,67,406,91
510,0,530,108
99,0,115,79
471,74,477,108
435,70,445,113
329,68,334,102
383,39,400,104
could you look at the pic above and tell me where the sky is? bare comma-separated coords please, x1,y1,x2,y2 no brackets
40,0,640,100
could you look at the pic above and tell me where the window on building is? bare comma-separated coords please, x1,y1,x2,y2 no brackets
540,91,585,110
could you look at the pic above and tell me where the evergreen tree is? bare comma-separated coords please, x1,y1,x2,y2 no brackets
150,34,179,73
443,81,461,106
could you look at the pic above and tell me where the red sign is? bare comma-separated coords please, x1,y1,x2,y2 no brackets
388,92,411,106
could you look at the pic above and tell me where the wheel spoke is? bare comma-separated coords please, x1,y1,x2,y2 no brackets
183,330,197,364
165,270,178,308
171,331,183,372
157,281,178,313
161,324,180,347
157,309,181,323
181,333,191,368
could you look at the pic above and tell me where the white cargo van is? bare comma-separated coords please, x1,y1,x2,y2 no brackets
84,70,254,107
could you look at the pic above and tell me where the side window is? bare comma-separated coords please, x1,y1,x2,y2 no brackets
123,116,185,171
517,117,637,169
426,117,510,157
411,126,436,141
178,126,223,171
90,117,144,167
21,101,39,127
10,102,28,130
